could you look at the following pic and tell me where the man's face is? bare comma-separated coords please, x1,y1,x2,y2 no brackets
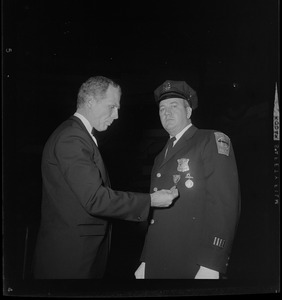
159,98,191,136
90,85,121,131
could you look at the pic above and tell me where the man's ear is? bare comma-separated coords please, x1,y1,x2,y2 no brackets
186,106,192,119
87,96,95,108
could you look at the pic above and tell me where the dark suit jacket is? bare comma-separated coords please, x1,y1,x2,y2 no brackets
33,116,150,279
140,125,241,278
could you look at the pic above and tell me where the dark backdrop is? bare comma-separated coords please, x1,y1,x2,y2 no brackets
3,0,279,296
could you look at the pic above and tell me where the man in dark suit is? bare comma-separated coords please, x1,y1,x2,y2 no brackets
135,80,241,279
32,76,178,279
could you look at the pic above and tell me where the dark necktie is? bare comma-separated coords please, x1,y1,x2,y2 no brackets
164,136,176,159
91,128,95,136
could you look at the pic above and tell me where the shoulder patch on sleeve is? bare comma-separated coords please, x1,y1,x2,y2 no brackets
214,132,230,156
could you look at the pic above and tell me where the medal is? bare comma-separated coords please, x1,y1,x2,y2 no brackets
173,174,181,188
185,173,194,189
185,179,194,188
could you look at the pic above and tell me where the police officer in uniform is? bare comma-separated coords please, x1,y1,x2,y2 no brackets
135,80,241,279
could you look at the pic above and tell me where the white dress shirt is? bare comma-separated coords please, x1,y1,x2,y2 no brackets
171,123,193,146
74,112,98,146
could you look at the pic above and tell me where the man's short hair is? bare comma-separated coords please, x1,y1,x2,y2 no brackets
77,76,121,107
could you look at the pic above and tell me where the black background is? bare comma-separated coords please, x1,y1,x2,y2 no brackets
3,0,280,296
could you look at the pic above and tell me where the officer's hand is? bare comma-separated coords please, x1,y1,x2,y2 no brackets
150,188,179,207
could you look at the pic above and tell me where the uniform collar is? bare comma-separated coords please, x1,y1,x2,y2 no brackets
171,123,193,145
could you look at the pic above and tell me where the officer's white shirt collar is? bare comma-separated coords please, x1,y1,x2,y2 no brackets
171,123,193,146
74,112,98,146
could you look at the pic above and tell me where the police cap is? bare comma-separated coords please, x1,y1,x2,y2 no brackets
154,80,198,109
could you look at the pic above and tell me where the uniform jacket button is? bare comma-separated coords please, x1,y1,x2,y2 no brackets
150,219,155,225
153,187,158,192
156,173,161,178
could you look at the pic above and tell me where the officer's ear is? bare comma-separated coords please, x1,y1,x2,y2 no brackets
186,106,192,119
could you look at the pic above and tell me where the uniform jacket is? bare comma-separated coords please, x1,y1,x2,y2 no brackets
140,125,241,278
33,116,150,279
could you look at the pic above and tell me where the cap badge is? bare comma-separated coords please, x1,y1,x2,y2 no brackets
163,82,171,91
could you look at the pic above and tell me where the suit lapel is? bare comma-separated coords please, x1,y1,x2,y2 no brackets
70,116,110,186
70,115,95,145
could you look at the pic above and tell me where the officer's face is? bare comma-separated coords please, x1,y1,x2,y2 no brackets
90,85,121,131
159,98,191,136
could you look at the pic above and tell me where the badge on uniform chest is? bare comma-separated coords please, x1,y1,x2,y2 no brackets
173,174,181,186
177,158,190,172
174,158,194,189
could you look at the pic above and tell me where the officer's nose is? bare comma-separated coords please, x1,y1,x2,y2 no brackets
165,108,172,116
